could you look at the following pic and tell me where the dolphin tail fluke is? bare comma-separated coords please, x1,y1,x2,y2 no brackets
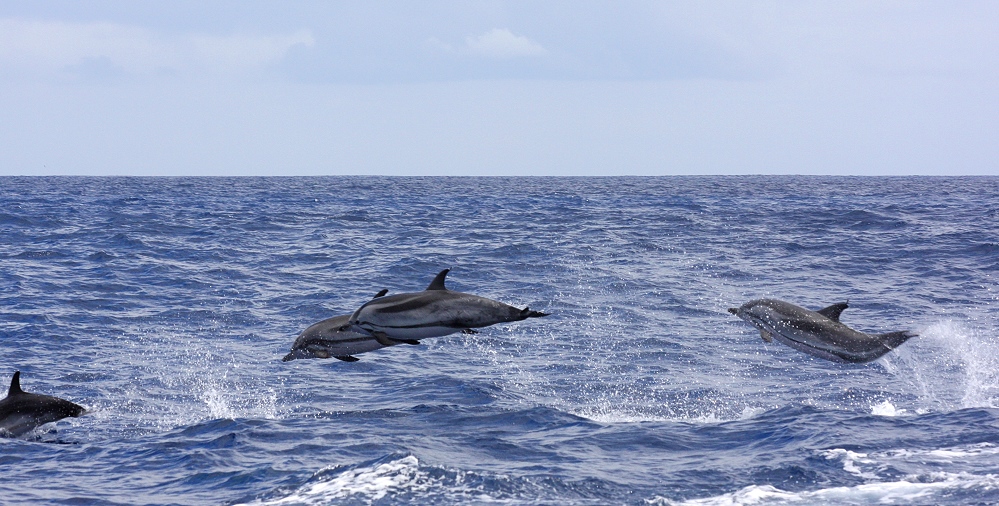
519,307,549,319
875,330,918,350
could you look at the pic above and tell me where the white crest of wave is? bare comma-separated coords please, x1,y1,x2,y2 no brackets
651,442,999,505
869,400,906,417
255,456,422,504
237,456,505,505
651,473,999,506
819,449,880,480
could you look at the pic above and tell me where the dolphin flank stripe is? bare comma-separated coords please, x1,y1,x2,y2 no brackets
357,320,466,330
369,297,439,314
301,336,376,345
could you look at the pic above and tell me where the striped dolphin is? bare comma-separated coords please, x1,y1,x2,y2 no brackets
343,269,549,343
0,371,86,438
282,289,407,362
728,299,916,363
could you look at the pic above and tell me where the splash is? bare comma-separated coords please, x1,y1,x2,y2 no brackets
94,327,283,436
888,319,999,411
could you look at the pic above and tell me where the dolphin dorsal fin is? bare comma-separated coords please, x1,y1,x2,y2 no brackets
374,289,388,298
817,302,849,322
9,371,23,396
426,269,450,291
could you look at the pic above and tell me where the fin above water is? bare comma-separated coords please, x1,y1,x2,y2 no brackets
426,269,450,291
816,302,849,322
8,371,22,396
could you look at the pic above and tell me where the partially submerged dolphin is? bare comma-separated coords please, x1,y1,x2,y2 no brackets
0,371,86,437
343,269,549,343
728,299,916,363
282,289,401,362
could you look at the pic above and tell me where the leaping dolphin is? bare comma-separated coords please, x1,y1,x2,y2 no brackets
343,269,549,343
728,299,916,363
0,371,86,437
283,289,399,362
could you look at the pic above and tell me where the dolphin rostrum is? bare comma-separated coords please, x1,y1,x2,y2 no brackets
728,299,916,363
0,371,86,437
283,289,393,362
343,269,549,343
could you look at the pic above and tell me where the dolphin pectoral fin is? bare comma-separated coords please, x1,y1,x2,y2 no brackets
334,355,360,362
760,330,774,343
462,328,478,334
392,338,421,346
372,332,398,347
373,289,389,298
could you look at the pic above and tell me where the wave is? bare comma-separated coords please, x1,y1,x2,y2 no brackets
657,442,999,506
235,454,616,506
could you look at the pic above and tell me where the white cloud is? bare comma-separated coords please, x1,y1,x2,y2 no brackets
0,18,314,78
462,28,547,59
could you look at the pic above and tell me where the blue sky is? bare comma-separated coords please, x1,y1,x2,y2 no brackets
2,1,997,176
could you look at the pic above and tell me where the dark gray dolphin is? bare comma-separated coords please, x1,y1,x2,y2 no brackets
0,371,86,437
728,298,916,363
343,269,548,343
283,289,394,362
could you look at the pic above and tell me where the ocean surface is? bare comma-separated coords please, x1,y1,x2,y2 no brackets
1,176,998,505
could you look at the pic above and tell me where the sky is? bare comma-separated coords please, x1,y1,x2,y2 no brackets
1,1,997,176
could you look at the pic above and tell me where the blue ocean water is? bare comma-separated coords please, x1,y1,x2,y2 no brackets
1,176,998,505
